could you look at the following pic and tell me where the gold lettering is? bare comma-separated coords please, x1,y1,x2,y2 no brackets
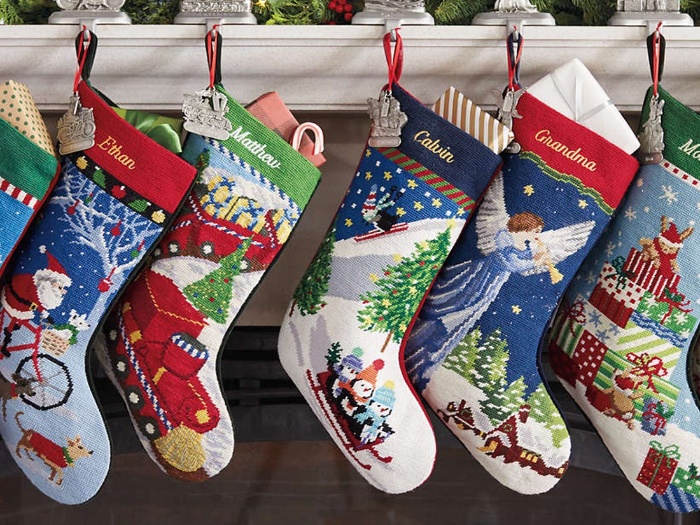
535,129,596,172
97,135,136,170
413,130,455,163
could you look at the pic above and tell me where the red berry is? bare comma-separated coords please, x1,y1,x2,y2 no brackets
335,5,343,13
344,12,353,21
337,0,346,5
328,1,336,8
344,4,352,11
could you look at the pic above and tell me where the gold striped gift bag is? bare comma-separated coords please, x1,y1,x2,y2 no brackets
432,86,514,154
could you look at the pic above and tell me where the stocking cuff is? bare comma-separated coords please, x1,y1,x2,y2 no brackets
215,85,321,210
514,92,639,214
391,83,502,209
0,118,58,199
648,85,700,177
78,81,195,215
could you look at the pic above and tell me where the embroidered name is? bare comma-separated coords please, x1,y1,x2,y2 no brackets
230,126,282,169
413,131,455,163
678,138,700,160
97,136,136,170
535,130,597,172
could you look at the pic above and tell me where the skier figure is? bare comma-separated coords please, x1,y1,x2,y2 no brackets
361,184,406,233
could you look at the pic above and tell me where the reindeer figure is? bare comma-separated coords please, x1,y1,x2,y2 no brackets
639,216,693,276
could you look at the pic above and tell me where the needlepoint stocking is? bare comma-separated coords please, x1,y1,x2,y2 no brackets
95,78,321,480
0,80,59,277
405,89,639,494
278,73,504,492
549,82,700,511
0,79,196,504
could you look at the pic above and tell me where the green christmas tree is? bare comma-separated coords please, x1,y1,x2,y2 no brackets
291,224,336,316
482,375,526,424
183,239,252,324
326,341,343,368
443,326,482,380
527,382,569,448
358,227,453,353
470,328,509,394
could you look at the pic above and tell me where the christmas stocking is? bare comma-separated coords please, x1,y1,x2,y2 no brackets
95,28,322,481
549,34,700,512
0,32,197,504
0,80,59,277
278,31,503,494
405,59,639,494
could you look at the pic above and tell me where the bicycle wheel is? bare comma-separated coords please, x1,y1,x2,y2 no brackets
15,353,74,410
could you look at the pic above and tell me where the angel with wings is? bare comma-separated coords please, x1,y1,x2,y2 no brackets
405,172,595,391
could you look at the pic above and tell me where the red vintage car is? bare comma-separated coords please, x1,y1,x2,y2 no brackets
107,269,220,444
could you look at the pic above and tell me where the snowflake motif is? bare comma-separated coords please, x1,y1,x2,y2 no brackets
624,207,637,221
595,327,608,340
605,241,616,257
673,311,688,325
586,271,596,284
608,324,620,337
588,310,602,328
660,184,679,205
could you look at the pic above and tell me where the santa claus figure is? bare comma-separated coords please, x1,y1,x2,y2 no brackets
1,246,72,357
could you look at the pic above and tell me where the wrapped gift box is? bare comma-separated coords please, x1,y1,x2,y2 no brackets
589,284,633,328
572,330,608,387
623,248,680,299
637,442,680,495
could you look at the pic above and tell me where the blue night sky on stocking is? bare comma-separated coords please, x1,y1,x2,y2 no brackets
335,147,465,241
447,154,607,395
11,159,160,327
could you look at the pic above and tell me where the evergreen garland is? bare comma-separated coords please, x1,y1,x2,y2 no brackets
0,0,22,24
4,0,700,27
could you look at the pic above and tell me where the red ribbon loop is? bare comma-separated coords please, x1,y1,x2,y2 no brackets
383,29,403,89
652,22,662,96
73,24,91,93
206,24,221,89
506,29,523,91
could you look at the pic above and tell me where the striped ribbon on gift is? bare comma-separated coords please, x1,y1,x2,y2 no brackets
432,86,514,154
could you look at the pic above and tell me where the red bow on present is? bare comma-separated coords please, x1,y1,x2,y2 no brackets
560,299,586,337
626,352,668,393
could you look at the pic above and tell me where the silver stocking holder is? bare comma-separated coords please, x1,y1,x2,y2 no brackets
174,0,257,24
48,0,132,24
352,1,434,25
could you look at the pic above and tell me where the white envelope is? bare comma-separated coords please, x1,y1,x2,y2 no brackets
528,58,640,155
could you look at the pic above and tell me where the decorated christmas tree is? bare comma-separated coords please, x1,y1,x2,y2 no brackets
357,227,452,353
183,239,252,323
291,224,336,316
